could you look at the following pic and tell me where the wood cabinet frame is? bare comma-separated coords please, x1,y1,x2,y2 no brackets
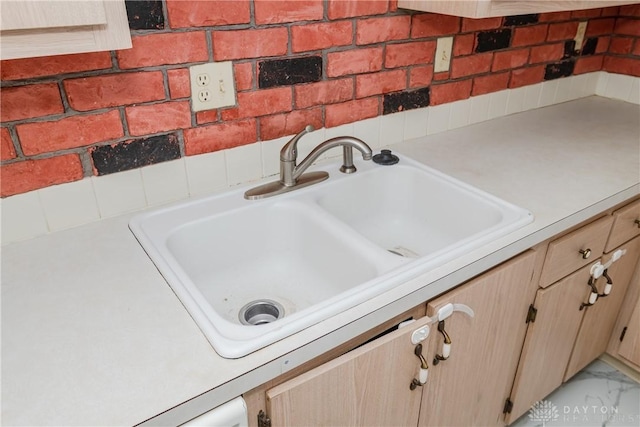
0,0,131,60
397,0,639,19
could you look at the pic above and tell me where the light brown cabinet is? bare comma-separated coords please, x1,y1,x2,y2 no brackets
246,251,537,427
266,315,431,426
243,198,640,427
419,251,537,427
607,200,640,371
617,298,640,367
538,216,614,288
505,262,595,423
605,199,640,252
506,199,640,424
565,236,640,379
397,0,639,19
243,305,427,427
0,0,131,60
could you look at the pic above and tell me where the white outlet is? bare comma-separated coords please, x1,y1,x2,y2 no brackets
574,21,588,53
189,62,236,112
198,89,211,103
435,36,454,73
196,73,210,87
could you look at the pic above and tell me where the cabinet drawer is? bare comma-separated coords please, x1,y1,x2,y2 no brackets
605,199,640,252
539,216,614,287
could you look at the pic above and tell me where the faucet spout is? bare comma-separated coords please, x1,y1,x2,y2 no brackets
245,128,372,200
293,136,372,182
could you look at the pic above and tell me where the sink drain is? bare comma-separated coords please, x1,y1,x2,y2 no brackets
239,299,285,325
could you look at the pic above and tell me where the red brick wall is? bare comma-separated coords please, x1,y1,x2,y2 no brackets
1,0,638,197
604,4,640,75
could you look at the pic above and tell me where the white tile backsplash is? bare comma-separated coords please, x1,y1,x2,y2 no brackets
595,71,609,96
488,90,509,120
92,169,147,218
225,143,262,185
185,150,228,195
505,87,526,115
379,112,405,146
554,77,574,104
3,72,638,245
403,108,429,139
324,122,354,140
426,103,450,135
629,78,640,105
141,159,190,206
604,72,635,102
567,73,591,100
1,192,48,244
522,83,543,111
39,179,99,231
594,72,640,104
448,99,471,130
468,93,491,124
353,116,381,150
584,72,601,96
539,80,559,107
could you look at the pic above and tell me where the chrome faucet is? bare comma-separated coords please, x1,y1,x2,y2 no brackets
244,125,373,200
281,126,373,186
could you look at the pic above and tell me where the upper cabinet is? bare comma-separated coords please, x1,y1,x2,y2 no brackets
0,0,131,60
398,0,640,18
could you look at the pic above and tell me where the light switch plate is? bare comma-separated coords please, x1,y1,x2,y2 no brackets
189,62,236,112
435,36,453,73
574,21,588,52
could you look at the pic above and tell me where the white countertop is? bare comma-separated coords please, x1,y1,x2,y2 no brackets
2,96,639,426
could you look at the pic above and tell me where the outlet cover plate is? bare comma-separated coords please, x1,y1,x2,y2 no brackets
189,62,236,112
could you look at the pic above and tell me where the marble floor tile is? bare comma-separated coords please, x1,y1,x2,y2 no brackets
511,359,639,427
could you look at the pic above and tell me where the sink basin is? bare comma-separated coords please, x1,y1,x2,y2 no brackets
314,163,519,259
165,201,394,329
130,153,532,358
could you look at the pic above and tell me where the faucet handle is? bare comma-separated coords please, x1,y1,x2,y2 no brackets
280,125,314,162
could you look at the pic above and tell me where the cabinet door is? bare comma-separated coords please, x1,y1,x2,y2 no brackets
565,236,640,380
506,262,595,423
0,1,107,31
0,0,131,60
618,297,640,367
266,316,432,426
418,250,537,427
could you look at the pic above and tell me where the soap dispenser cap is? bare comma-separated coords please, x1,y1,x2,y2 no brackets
372,149,399,165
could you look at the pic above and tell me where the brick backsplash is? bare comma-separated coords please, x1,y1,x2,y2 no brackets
1,1,639,198
258,56,323,88
125,0,164,30
3,71,639,244
91,133,182,176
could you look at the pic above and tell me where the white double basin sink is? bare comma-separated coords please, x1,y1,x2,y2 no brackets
130,154,533,358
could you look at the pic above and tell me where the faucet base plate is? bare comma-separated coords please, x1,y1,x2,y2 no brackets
244,171,329,200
